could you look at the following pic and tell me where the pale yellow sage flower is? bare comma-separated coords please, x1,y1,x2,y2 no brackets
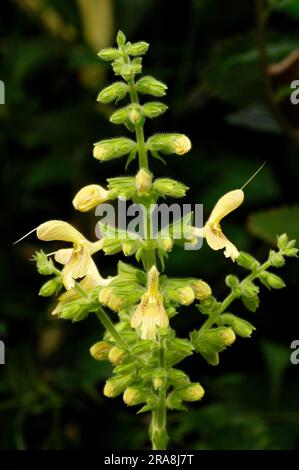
173,135,191,155
131,265,169,340
37,220,103,290
72,184,109,212
194,189,244,261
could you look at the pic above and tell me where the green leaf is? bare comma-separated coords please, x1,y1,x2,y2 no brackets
203,32,299,106
248,205,299,244
270,0,299,18
226,104,281,134
261,340,290,404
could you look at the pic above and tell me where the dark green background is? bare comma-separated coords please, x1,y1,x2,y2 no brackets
1,0,299,449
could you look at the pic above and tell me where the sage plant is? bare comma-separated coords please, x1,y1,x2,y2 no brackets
33,31,298,450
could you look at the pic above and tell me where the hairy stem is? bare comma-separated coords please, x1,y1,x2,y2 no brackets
199,257,273,333
151,336,168,450
125,59,167,449
95,306,130,352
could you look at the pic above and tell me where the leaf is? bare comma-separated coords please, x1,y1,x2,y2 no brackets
226,104,281,134
261,340,290,404
248,205,299,244
202,32,299,106
270,0,299,19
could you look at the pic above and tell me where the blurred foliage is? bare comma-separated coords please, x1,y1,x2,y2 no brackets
1,0,299,449
249,205,299,243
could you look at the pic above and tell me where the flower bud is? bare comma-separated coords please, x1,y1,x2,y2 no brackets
277,233,289,250
39,277,61,297
72,184,109,212
284,247,298,257
136,169,152,192
175,383,205,402
225,274,240,289
204,327,236,349
153,178,188,198
269,250,285,268
122,240,137,256
142,102,168,119
126,41,149,56
240,281,259,299
112,60,142,81
167,287,195,305
168,368,189,385
158,238,173,252
136,76,167,97
99,287,124,311
93,138,136,161
107,176,137,199
59,299,89,322
108,346,126,365
147,134,191,156
97,82,129,104
178,287,195,305
259,272,286,289
221,313,255,338
153,376,163,390
90,341,111,360
127,104,142,124
123,387,145,406
98,48,121,61
116,30,126,47
236,251,260,270
34,250,55,275
103,374,133,398
191,280,212,300
109,107,128,124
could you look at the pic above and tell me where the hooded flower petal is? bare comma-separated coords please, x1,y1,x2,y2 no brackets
207,190,244,224
131,266,169,340
198,189,244,261
72,184,109,212
37,220,88,244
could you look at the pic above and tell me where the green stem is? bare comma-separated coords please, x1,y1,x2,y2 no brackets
95,306,130,353
199,258,272,333
151,336,168,450
124,46,165,448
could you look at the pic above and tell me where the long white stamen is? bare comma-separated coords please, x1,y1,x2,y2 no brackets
241,161,267,190
13,226,39,245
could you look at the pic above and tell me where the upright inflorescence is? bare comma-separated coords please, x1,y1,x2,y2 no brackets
33,31,298,450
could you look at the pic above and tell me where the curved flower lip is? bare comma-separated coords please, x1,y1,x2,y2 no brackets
37,220,104,290
193,189,244,261
55,247,110,287
131,293,169,340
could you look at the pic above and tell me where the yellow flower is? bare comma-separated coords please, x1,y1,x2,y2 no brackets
131,265,169,340
173,135,191,155
72,184,109,212
194,189,244,261
51,252,110,316
37,220,103,290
